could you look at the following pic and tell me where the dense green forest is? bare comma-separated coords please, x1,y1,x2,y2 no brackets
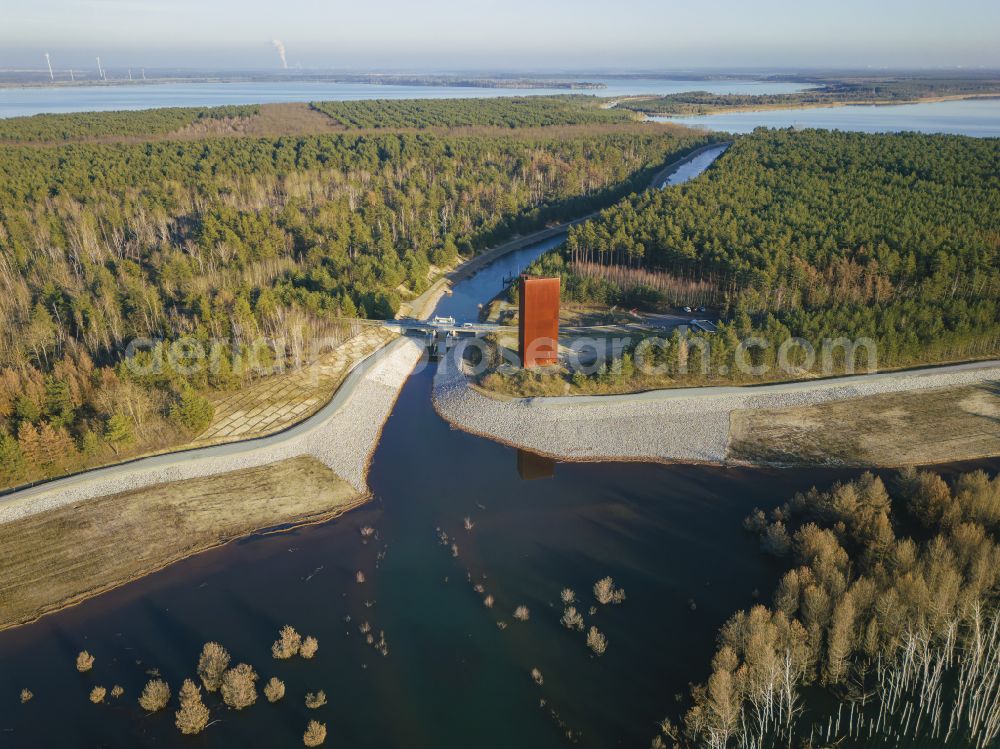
656,468,1000,748
0,113,710,488
310,96,634,129
0,104,261,142
618,78,1000,115
534,129,1000,378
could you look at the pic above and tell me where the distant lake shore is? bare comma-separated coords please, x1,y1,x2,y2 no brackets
651,96,1000,136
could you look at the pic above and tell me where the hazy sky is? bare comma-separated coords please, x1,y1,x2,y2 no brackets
2,0,999,71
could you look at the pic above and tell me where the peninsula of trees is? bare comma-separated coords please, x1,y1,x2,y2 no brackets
615,76,1000,116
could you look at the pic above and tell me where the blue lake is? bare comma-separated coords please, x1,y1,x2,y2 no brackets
653,98,1000,137
0,77,807,119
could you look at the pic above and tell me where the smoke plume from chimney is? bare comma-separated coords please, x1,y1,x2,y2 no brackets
272,39,288,69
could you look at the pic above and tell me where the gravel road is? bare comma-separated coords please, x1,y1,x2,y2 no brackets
433,343,1000,464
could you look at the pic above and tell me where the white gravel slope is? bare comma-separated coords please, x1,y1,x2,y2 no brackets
0,339,423,524
432,342,1000,464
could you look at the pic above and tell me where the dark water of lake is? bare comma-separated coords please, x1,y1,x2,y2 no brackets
0,148,995,749
0,78,808,119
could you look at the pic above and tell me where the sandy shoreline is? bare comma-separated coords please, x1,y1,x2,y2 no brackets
433,342,1000,466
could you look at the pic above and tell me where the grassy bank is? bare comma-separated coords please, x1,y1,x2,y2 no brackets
0,456,361,631
729,383,1000,466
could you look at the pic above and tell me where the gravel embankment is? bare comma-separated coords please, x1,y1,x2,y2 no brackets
0,339,423,524
433,343,1000,464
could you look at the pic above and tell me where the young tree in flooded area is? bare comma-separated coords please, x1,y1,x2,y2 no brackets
138,679,171,712
264,677,285,703
304,690,327,709
303,719,327,747
75,651,94,672
587,626,608,655
197,642,231,692
175,679,210,735
272,625,302,659
593,576,626,605
88,686,106,704
221,664,258,710
300,636,319,659
560,606,584,631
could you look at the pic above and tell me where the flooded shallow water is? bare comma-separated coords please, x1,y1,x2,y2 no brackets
0,147,995,748
0,369,869,747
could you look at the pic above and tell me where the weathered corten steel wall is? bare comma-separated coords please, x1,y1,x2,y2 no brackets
518,276,560,368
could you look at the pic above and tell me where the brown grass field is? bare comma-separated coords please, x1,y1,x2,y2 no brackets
729,383,1000,467
0,456,361,631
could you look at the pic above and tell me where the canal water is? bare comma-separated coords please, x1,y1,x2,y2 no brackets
0,149,995,748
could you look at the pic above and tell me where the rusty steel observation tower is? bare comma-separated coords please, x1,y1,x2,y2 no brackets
518,275,560,368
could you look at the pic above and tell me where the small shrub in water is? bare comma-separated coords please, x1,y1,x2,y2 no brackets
303,720,327,746
513,606,530,621
221,664,258,710
139,679,171,712
272,625,302,659
20,688,33,704
300,636,319,659
531,668,544,686
264,677,286,703
76,651,95,672
89,686,106,704
560,588,576,604
561,606,584,631
305,690,327,709
593,577,625,605
110,685,124,698
484,594,495,608
587,626,608,655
